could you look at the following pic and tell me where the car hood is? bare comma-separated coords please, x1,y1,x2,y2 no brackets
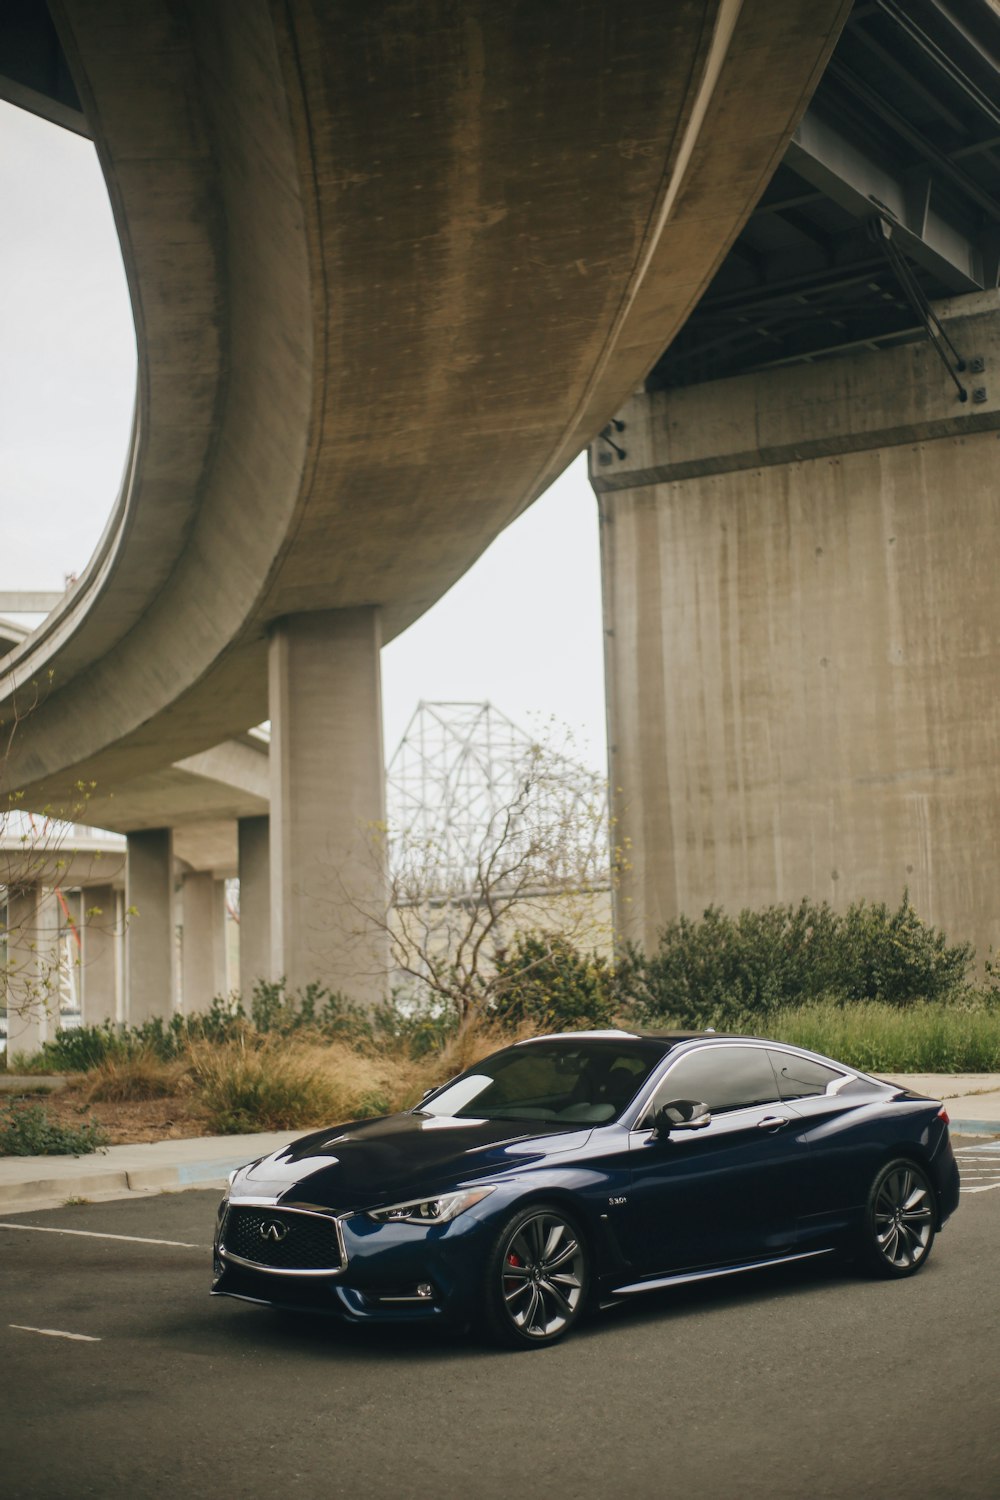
234,1112,591,1214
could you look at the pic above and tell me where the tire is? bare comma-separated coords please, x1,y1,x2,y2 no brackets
482,1202,589,1349
858,1158,936,1279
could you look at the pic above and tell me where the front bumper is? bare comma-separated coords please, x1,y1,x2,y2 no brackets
212,1194,496,1324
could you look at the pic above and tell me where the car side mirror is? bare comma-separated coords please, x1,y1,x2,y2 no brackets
654,1098,712,1134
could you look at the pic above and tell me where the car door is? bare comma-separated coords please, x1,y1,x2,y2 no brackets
620,1043,810,1277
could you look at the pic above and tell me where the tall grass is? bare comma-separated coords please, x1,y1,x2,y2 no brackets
744,1000,1000,1074
189,1036,413,1134
84,1048,190,1103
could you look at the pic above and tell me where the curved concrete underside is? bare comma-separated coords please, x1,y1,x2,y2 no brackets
0,0,848,824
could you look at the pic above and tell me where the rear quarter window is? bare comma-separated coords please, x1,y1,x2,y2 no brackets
767,1050,846,1101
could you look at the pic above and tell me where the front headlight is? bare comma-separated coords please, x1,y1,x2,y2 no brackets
367,1186,496,1224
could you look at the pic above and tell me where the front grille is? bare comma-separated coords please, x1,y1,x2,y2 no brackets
221,1205,345,1273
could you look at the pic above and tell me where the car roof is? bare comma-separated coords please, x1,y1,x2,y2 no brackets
520,1029,727,1048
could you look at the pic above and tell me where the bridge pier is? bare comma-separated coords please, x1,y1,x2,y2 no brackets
125,829,175,1025
595,291,1000,962
180,871,229,1012
80,883,122,1026
268,609,388,1006
237,815,270,999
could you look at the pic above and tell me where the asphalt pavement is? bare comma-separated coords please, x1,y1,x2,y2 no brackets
1,1157,998,1500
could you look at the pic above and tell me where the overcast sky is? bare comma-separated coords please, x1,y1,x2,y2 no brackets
0,101,608,774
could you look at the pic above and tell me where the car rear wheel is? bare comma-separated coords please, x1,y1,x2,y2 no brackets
860,1158,936,1278
483,1203,589,1349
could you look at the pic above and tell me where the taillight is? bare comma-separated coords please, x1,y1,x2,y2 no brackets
937,1107,950,1124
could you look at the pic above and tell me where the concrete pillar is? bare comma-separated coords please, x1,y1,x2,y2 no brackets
594,291,1000,962
238,815,270,997
268,608,387,1004
212,879,229,998
181,871,217,1014
3,885,59,1056
126,829,175,1025
80,883,120,1026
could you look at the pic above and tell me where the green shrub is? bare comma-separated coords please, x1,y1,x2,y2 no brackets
11,1022,129,1074
490,933,617,1031
0,1100,108,1156
617,893,973,1028
20,996,251,1074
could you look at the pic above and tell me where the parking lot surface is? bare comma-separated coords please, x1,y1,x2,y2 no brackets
2,1146,999,1500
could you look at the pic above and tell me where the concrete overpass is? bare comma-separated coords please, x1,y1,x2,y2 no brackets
0,0,851,1035
595,0,1000,962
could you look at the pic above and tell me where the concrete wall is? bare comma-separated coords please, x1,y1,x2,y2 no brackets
595,292,1000,962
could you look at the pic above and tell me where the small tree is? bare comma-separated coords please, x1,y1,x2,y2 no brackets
1,671,122,1055
356,725,616,1022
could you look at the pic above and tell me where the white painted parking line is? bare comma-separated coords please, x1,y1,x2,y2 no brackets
955,1148,1000,1193
10,1325,101,1342
0,1222,203,1249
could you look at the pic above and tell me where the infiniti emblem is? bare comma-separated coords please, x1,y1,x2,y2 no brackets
260,1219,289,1243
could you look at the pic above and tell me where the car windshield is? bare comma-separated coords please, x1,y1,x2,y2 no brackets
418,1039,668,1124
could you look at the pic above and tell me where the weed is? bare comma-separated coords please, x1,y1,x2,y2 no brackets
0,1100,108,1156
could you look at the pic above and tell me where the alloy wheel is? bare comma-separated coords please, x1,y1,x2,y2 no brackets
492,1207,588,1345
865,1159,936,1277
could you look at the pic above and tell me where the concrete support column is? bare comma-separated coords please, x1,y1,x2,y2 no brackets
238,815,270,998
181,872,218,1014
80,883,120,1026
593,291,1000,962
3,885,60,1056
269,608,387,1004
126,829,175,1025
212,879,229,998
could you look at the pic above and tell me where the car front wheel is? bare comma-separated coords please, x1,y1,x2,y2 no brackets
860,1158,937,1278
483,1203,589,1349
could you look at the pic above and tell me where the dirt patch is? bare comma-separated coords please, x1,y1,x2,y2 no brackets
4,1083,213,1147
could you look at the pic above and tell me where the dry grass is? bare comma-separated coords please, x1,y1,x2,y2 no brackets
181,1015,545,1134
57,1012,547,1141
188,1035,412,1134
84,1048,191,1103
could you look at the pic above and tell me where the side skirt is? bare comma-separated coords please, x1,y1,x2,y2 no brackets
602,1247,837,1306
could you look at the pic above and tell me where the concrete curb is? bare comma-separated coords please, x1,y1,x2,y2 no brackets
0,1131,300,1215
0,1162,233,1215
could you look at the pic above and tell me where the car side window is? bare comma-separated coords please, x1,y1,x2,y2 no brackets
645,1045,780,1120
767,1050,845,1101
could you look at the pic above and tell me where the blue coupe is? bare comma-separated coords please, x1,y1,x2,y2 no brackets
212,1029,960,1348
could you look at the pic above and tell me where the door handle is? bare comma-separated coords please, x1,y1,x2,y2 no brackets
756,1115,787,1131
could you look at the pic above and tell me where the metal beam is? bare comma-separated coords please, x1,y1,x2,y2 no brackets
826,57,1000,221
787,108,984,293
